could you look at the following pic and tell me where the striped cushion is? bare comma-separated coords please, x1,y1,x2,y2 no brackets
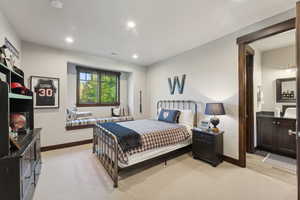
66,116,134,128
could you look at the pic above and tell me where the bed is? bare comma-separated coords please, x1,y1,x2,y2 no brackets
93,100,198,187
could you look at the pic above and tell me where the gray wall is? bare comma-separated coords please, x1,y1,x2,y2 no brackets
261,45,296,111
21,41,148,147
146,9,295,159
0,10,21,66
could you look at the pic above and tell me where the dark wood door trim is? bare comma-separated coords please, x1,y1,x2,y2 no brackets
237,18,295,44
245,46,255,153
237,18,296,168
238,43,247,168
296,2,300,200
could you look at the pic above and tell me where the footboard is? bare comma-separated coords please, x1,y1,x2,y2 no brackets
93,124,119,187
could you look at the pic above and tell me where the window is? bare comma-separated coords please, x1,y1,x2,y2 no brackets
76,66,120,107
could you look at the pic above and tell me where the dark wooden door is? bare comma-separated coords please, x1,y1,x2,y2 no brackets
257,117,274,152
0,82,9,157
296,3,300,199
276,119,297,158
245,46,255,153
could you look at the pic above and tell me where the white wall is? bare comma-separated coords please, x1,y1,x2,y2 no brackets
67,64,129,117
0,9,21,66
21,41,148,147
146,9,295,159
261,45,296,111
253,50,262,147
253,51,263,112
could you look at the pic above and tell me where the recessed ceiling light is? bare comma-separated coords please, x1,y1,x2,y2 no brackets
132,54,139,59
127,21,136,29
65,37,74,44
50,0,64,9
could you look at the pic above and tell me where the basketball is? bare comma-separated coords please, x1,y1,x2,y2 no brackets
10,113,26,131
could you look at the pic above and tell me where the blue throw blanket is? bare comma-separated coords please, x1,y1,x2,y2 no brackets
100,122,141,152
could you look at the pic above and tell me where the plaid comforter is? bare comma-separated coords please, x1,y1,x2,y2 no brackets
97,119,190,164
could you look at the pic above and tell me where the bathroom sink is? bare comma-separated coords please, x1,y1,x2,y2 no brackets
284,107,296,119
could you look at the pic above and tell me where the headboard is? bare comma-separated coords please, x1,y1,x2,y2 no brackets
157,100,198,127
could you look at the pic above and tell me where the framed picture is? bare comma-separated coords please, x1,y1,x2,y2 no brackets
30,76,59,109
199,120,210,130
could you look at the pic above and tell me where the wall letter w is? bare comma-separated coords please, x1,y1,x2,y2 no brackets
168,74,186,95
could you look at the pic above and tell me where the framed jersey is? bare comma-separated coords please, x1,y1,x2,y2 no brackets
30,76,59,109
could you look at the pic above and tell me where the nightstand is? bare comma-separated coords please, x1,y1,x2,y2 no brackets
192,128,224,167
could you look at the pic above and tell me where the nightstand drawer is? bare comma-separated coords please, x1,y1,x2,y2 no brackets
193,142,214,159
192,129,224,167
193,134,214,144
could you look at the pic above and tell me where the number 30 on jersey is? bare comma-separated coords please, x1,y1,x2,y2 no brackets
38,88,53,97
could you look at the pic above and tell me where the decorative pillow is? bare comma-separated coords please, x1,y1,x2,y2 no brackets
178,109,194,127
158,109,180,123
66,108,77,121
112,107,121,117
75,111,92,119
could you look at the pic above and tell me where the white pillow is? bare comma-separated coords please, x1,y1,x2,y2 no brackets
66,108,76,121
113,108,121,116
123,106,129,116
156,108,162,120
178,110,194,127
75,111,92,119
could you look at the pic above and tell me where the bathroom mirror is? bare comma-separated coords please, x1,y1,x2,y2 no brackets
276,77,296,103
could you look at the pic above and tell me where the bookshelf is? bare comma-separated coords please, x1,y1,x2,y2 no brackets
0,63,33,156
0,62,41,200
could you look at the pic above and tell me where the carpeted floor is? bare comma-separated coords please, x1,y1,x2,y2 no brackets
34,144,297,200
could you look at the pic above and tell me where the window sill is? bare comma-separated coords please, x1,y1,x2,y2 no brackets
76,103,120,107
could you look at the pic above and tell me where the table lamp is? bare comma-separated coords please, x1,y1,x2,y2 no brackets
205,103,226,133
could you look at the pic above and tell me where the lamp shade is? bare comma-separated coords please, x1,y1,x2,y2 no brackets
205,103,225,116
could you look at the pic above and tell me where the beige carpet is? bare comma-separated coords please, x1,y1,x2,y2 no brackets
34,144,297,200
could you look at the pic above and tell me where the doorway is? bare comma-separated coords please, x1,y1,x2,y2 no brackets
237,18,296,166
247,30,297,185
237,6,300,199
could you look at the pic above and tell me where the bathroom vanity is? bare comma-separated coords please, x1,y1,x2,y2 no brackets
256,111,296,158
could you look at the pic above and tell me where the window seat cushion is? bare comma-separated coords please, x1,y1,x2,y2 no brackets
66,116,134,130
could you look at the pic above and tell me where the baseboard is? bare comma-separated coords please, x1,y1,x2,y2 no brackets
65,125,95,131
223,155,244,167
41,139,93,152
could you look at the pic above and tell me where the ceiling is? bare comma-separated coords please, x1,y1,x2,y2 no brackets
250,29,295,52
0,0,297,66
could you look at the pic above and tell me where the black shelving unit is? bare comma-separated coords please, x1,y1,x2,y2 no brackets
0,63,41,200
0,62,33,156
0,81,9,157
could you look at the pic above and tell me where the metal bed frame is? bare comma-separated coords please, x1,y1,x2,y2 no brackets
93,100,198,188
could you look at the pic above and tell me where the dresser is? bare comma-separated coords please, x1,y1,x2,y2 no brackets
192,128,224,167
0,129,42,200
